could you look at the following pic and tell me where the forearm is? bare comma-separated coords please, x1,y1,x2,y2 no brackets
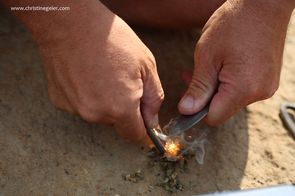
228,0,295,13
1,0,115,43
227,0,294,34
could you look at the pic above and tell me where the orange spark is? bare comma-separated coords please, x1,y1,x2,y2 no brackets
164,139,181,159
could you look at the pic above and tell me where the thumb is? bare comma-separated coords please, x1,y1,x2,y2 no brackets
178,50,219,115
141,65,164,128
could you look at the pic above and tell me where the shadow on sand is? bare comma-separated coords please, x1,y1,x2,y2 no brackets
136,27,249,194
0,7,249,195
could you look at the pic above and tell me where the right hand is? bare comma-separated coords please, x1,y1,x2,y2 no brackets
28,2,164,141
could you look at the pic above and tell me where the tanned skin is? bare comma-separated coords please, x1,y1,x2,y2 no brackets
3,0,295,140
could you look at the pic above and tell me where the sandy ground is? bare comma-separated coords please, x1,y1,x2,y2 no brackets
0,5,294,196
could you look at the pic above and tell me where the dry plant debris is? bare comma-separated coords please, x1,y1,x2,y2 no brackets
147,147,190,193
121,148,190,193
159,159,184,192
122,170,144,183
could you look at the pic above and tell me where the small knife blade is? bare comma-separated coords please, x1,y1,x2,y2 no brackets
167,104,209,135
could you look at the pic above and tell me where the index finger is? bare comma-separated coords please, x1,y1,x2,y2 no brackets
114,105,147,142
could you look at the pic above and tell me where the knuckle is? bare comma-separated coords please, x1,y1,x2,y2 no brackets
156,89,165,104
76,99,103,123
145,49,156,65
149,53,156,67
141,50,156,71
159,91,165,103
246,81,278,101
145,90,165,111
77,107,100,123
107,104,127,120
147,57,157,71
189,75,211,95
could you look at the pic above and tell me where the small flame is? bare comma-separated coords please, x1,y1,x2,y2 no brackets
152,128,181,160
164,139,181,159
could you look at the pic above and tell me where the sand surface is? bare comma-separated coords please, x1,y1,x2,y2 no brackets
0,6,294,195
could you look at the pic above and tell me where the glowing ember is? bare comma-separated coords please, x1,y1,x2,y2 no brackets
164,139,181,159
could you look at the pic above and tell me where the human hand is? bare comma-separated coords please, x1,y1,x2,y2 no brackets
178,0,294,125
22,2,164,141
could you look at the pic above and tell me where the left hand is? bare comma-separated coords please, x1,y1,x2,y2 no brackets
178,0,294,125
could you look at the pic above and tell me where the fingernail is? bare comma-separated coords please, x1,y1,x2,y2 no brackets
179,95,195,112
